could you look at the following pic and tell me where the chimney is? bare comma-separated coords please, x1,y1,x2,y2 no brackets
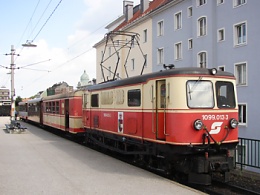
123,0,134,21
140,0,149,13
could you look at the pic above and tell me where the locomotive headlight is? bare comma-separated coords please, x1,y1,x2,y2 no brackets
211,68,217,75
194,119,203,130
229,118,238,129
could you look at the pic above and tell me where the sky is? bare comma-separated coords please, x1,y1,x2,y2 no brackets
0,0,140,98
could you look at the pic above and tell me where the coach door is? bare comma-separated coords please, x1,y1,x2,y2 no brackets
65,99,69,131
156,80,167,140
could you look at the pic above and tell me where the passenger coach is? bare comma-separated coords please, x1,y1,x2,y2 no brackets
42,91,84,134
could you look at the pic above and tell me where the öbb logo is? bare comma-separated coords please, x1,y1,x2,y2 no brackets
209,122,223,134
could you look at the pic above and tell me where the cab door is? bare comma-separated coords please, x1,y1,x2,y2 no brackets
83,92,91,128
156,80,166,140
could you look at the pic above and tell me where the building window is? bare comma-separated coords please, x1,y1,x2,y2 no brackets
218,66,225,71
143,54,147,67
175,42,182,60
157,20,164,36
217,0,224,5
234,22,247,45
197,0,206,6
234,0,246,7
218,28,225,42
143,29,147,43
131,38,135,48
198,17,207,36
109,47,111,56
175,11,182,30
188,39,193,50
131,58,135,70
101,51,104,58
187,7,192,17
108,66,111,77
238,104,247,125
235,62,247,85
157,48,164,65
198,51,207,68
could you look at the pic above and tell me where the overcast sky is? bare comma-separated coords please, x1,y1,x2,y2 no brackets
0,0,140,98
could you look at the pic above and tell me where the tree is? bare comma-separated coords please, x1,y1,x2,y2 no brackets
15,96,22,107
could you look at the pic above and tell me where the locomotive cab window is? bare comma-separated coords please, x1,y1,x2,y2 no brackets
128,89,141,107
187,80,214,108
91,94,99,107
216,81,236,108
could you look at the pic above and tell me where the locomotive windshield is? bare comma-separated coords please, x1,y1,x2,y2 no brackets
187,80,236,109
187,80,214,108
216,81,236,108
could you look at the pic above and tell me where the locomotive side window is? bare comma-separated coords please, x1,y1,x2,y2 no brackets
160,84,166,108
216,81,236,108
116,89,124,105
187,80,214,108
101,91,113,105
128,89,141,107
83,94,88,108
91,94,99,107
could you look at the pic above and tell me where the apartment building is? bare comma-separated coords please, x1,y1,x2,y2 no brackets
94,0,259,141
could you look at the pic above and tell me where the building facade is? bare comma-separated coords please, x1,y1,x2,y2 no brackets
94,0,259,170
150,0,259,141
0,86,11,116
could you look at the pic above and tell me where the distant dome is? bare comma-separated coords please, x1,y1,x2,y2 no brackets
80,70,89,86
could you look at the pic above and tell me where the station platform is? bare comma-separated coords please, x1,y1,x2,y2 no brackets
0,117,204,194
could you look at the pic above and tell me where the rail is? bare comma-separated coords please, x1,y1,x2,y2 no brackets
235,137,260,170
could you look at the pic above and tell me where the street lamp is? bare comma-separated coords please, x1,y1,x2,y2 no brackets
22,40,37,47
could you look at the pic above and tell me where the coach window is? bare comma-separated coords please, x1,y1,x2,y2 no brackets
52,101,55,113
128,89,141,107
187,80,214,108
216,81,236,108
56,101,59,113
47,102,50,113
91,94,99,107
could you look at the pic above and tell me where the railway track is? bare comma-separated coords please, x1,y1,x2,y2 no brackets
196,180,260,195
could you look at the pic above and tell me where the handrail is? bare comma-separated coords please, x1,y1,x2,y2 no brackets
235,137,260,171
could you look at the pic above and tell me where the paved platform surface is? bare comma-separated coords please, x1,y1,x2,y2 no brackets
0,117,204,195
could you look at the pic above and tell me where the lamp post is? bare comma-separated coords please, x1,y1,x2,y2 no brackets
8,45,18,122
7,43,37,122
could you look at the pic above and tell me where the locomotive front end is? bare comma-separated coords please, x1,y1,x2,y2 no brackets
186,76,238,184
164,69,239,185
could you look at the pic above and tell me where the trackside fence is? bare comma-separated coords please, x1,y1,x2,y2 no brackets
235,137,260,170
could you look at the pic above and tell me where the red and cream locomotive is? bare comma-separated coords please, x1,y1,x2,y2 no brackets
19,67,238,185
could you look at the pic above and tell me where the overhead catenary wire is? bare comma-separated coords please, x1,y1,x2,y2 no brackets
32,0,63,42
16,0,41,49
11,2,135,96
27,0,53,42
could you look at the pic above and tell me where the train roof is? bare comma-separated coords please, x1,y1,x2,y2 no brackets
87,67,235,91
18,101,27,105
27,98,42,103
42,91,82,101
